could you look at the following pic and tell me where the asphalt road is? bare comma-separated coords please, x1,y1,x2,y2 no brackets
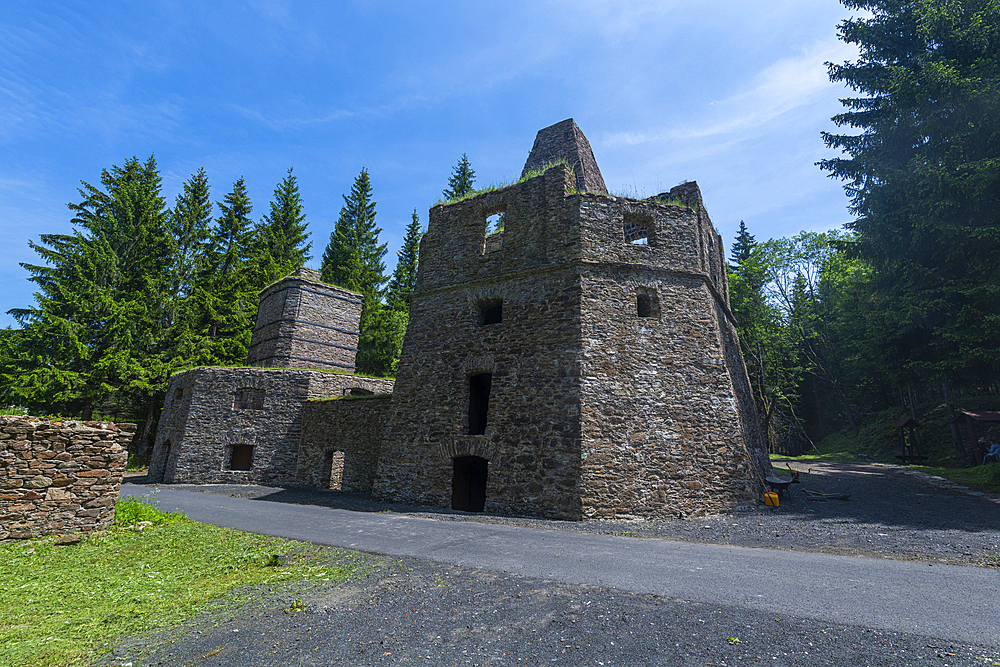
121,484,1000,649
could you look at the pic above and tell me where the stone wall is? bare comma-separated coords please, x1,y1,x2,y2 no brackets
297,396,392,491
374,148,768,519
246,267,364,371
0,417,132,540
522,118,608,194
149,367,393,486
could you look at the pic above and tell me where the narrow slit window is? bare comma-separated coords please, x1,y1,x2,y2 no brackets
468,373,492,435
479,300,503,325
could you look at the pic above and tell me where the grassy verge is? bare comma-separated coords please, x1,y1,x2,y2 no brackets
0,494,365,667
910,462,1000,494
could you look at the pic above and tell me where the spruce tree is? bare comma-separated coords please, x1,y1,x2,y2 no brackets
442,154,476,200
197,178,260,364
321,168,387,296
258,167,311,283
8,156,172,427
168,168,213,300
819,0,1000,388
729,221,756,267
386,209,423,312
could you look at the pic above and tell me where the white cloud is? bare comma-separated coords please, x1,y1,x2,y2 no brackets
603,36,858,148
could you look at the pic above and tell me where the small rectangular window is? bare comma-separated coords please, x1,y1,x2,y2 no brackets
637,290,660,318
234,388,265,410
230,445,254,470
173,388,184,403
469,373,492,435
479,300,503,325
624,212,655,246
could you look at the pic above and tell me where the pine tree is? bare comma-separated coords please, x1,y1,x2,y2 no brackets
386,209,423,312
442,154,476,201
819,0,1000,389
197,178,260,364
168,168,213,301
321,169,387,297
258,167,312,283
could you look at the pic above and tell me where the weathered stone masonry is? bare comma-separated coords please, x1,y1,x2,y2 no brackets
372,120,769,519
247,267,363,372
297,395,391,491
150,368,393,486
150,119,767,522
0,417,132,540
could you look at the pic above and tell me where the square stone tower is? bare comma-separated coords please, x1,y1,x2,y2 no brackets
246,267,364,371
372,120,770,519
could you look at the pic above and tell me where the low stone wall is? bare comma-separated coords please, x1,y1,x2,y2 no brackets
0,417,133,540
298,396,391,491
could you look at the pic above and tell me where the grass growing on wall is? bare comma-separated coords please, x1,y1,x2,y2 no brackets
0,494,367,667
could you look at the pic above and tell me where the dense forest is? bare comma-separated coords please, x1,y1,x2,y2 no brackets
0,161,423,455
731,0,1000,459
1,0,998,465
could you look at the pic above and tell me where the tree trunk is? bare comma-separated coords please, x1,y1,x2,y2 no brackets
136,396,157,458
943,381,968,461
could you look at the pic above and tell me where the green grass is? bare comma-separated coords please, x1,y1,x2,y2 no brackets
436,158,572,206
911,462,1000,494
0,494,364,667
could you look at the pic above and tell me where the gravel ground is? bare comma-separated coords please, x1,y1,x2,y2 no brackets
100,555,1000,667
106,462,1000,666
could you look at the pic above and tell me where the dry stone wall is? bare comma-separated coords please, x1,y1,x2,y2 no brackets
0,417,132,540
297,396,391,491
149,367,393,486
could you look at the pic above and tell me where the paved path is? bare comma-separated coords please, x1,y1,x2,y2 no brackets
122,484,1000,648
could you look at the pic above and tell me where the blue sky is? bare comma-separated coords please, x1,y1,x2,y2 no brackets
1,0,861,328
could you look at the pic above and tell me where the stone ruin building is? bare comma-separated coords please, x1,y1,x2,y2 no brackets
149,268,395,487
150,119,770,519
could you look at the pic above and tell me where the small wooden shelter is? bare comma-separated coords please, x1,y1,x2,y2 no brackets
893,416,927,464
952,411,1000,465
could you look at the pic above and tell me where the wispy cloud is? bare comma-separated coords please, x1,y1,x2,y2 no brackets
603,37,858,148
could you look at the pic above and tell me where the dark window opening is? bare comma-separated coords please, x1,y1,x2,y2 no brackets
624,213,655,246
468,373,492,435
637,291,659,318
345,387,374,397
479,301,503,325
452,455,488,512
320,450,345,489
234,388,265,410
173,388,184,403
230,445,254,471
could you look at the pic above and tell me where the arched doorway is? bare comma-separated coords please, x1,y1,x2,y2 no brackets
452,455,488,512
